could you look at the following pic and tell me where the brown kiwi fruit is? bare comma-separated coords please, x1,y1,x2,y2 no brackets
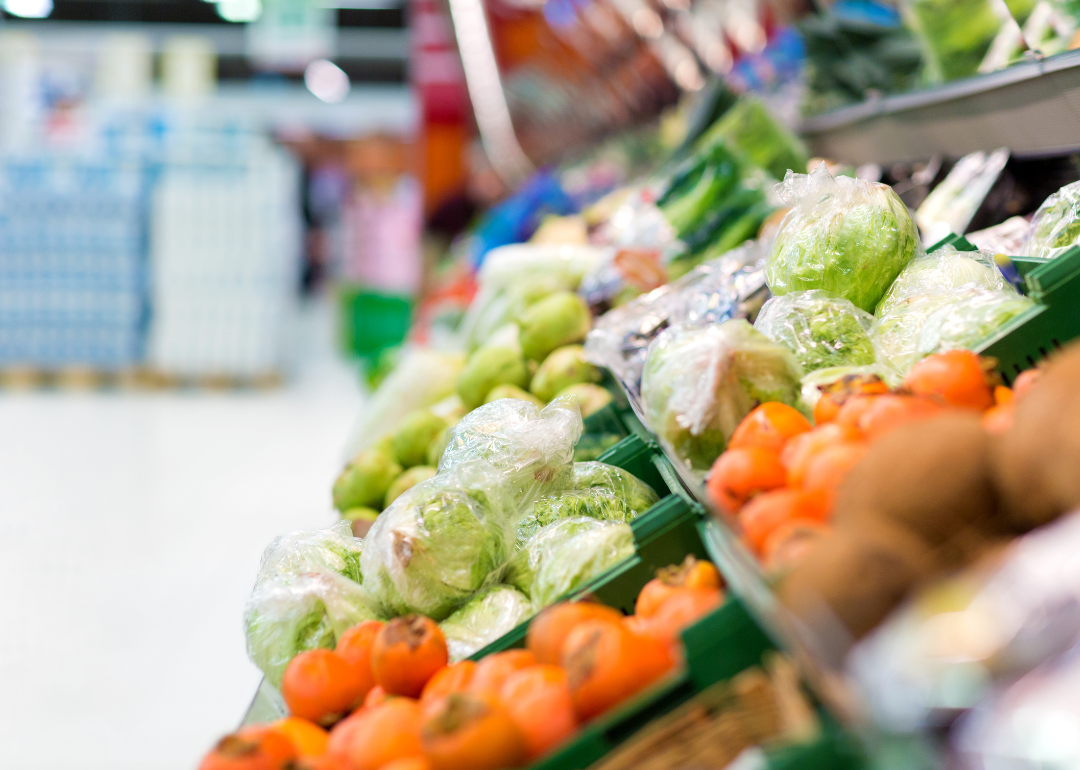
777,517,943,641
993,343,1080,531
832,412,1003,552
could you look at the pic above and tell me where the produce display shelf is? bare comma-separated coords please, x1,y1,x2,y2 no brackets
798,49,1080,166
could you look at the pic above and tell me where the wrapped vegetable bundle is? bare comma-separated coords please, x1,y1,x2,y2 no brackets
360,461,518,620
505,517,635,608
765,165,920,313
641,320,804,470
754,290,878,373
517,461,659,541
438,585,533,662
1023,180,1080,261
255,520,365,584
874,246,1028,371
438,396,584,507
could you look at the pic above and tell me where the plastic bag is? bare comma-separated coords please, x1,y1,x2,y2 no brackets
570,461,659,513
641,319,804,470
874,246,1017,372
342,348,465,461
754,290,878,373
438,396,584,507
916,290,1036,357
439,585,534,662
244,570,381,687
530,520,635,610
1023,180,1080,260
360,461,518,620
766,165,921,313
256,520,364,584
584,241,769,398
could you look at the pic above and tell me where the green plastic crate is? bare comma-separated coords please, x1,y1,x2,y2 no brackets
337,286,413,360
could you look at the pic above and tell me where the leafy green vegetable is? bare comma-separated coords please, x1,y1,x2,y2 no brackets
439,585,533,662
531,520,635,610
641,320,804,470
695,97,809,181
754,290,877,372
906,0,1003,82
256,520,365,585
1024,180,1080,261
504,517,602,598
917,290,1036,356
360,461,518,620
766,165,920,313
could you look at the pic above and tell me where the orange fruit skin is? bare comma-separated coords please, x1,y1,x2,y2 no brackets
282,649,369,726
904,350,994,411
372,616,450,698
561,619,675,722
802,442,868,509
856,395,942,441
983,402,1014,434
363,685,389,710
199,727,298,770
468,650,536,699
327,699,425,770
270,717,329,757
739,488,828,553
637,588,722,647
500,665,578,760
378,759,432,770
335,621,384,702
761,519,829,573
421,694,528,770
706,447,787,514
526,603,624,665
420,661,476,706
781,424,852,487
728,403,812,453
291,756,353,770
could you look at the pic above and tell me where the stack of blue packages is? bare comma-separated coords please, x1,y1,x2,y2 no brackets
0,157,148,368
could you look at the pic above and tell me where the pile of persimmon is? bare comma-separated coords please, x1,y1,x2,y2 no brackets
705,350,1033,571
200,559,724,770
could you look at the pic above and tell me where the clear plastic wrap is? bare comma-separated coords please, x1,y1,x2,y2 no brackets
530,520,635,610
256,520,365,584
570,461,659,512
1022,180,1080,261
505,517,602,597
583,241,769,397
765,165,921,313
438,396,584,507
438,585,534,662
754,290,878,373
874,246,1020,372
244,570,381,687
641,319,804,470
360,461,519,621
916,290,1036,358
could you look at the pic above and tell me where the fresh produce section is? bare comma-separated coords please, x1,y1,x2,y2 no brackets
199,75,1080,769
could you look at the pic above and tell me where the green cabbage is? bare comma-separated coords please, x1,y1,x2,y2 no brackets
439,585,533,662
360,461,518,620
641,320,804,470
530,520,635,610
754,290,877,373
765,166,920,313
255,520,364,584
1024,180,1080,261
917,291,1037,357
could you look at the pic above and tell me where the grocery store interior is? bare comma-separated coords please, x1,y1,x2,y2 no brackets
3,0,1080,769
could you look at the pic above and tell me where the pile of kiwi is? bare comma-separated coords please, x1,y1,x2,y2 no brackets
778,342,1080,642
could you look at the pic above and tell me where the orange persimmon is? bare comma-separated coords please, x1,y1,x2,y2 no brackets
802,442,868,508
364,685,389,709
327,699,425,770
738,488,829,553
904,350,995,411
289,756,352,770
421,693,528,770
372,616,449,698
635,556,721,618
761,519,830,572
526,602,624,665
562,619,675,721
857,394,942,441
640,588,722,646
781,423,851,488
834,394,880,437
378,759,432,770
500,665,578,760
468,650,536,699
812,373,890,425
728,403,812,453
282,649,369,726
270,717,328,758
199,726,298,770
335,620,384,701
420,661,476,706
706,447,787,513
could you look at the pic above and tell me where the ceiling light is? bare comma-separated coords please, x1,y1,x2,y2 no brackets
3,0,52,18
216,0,262,23
304,59,350,103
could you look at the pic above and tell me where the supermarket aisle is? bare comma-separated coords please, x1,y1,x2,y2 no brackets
0,301,365,770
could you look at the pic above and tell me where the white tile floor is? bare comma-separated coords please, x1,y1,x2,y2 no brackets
0,302,365,770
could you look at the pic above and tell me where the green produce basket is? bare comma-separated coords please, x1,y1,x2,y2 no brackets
337,285,413,360
927,234,1080,383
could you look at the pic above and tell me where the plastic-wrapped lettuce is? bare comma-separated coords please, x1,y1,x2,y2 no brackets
641,320,804,470
1023,180,1080,261
438,585,533,662
754,290,877,373
438,396,583,507
874,246,1017,371
244,570,381,687
505,517,635,608
360,461,518,620
256,520,365,584
765,165,920,313
571,461,659,512
917,290,1036,357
